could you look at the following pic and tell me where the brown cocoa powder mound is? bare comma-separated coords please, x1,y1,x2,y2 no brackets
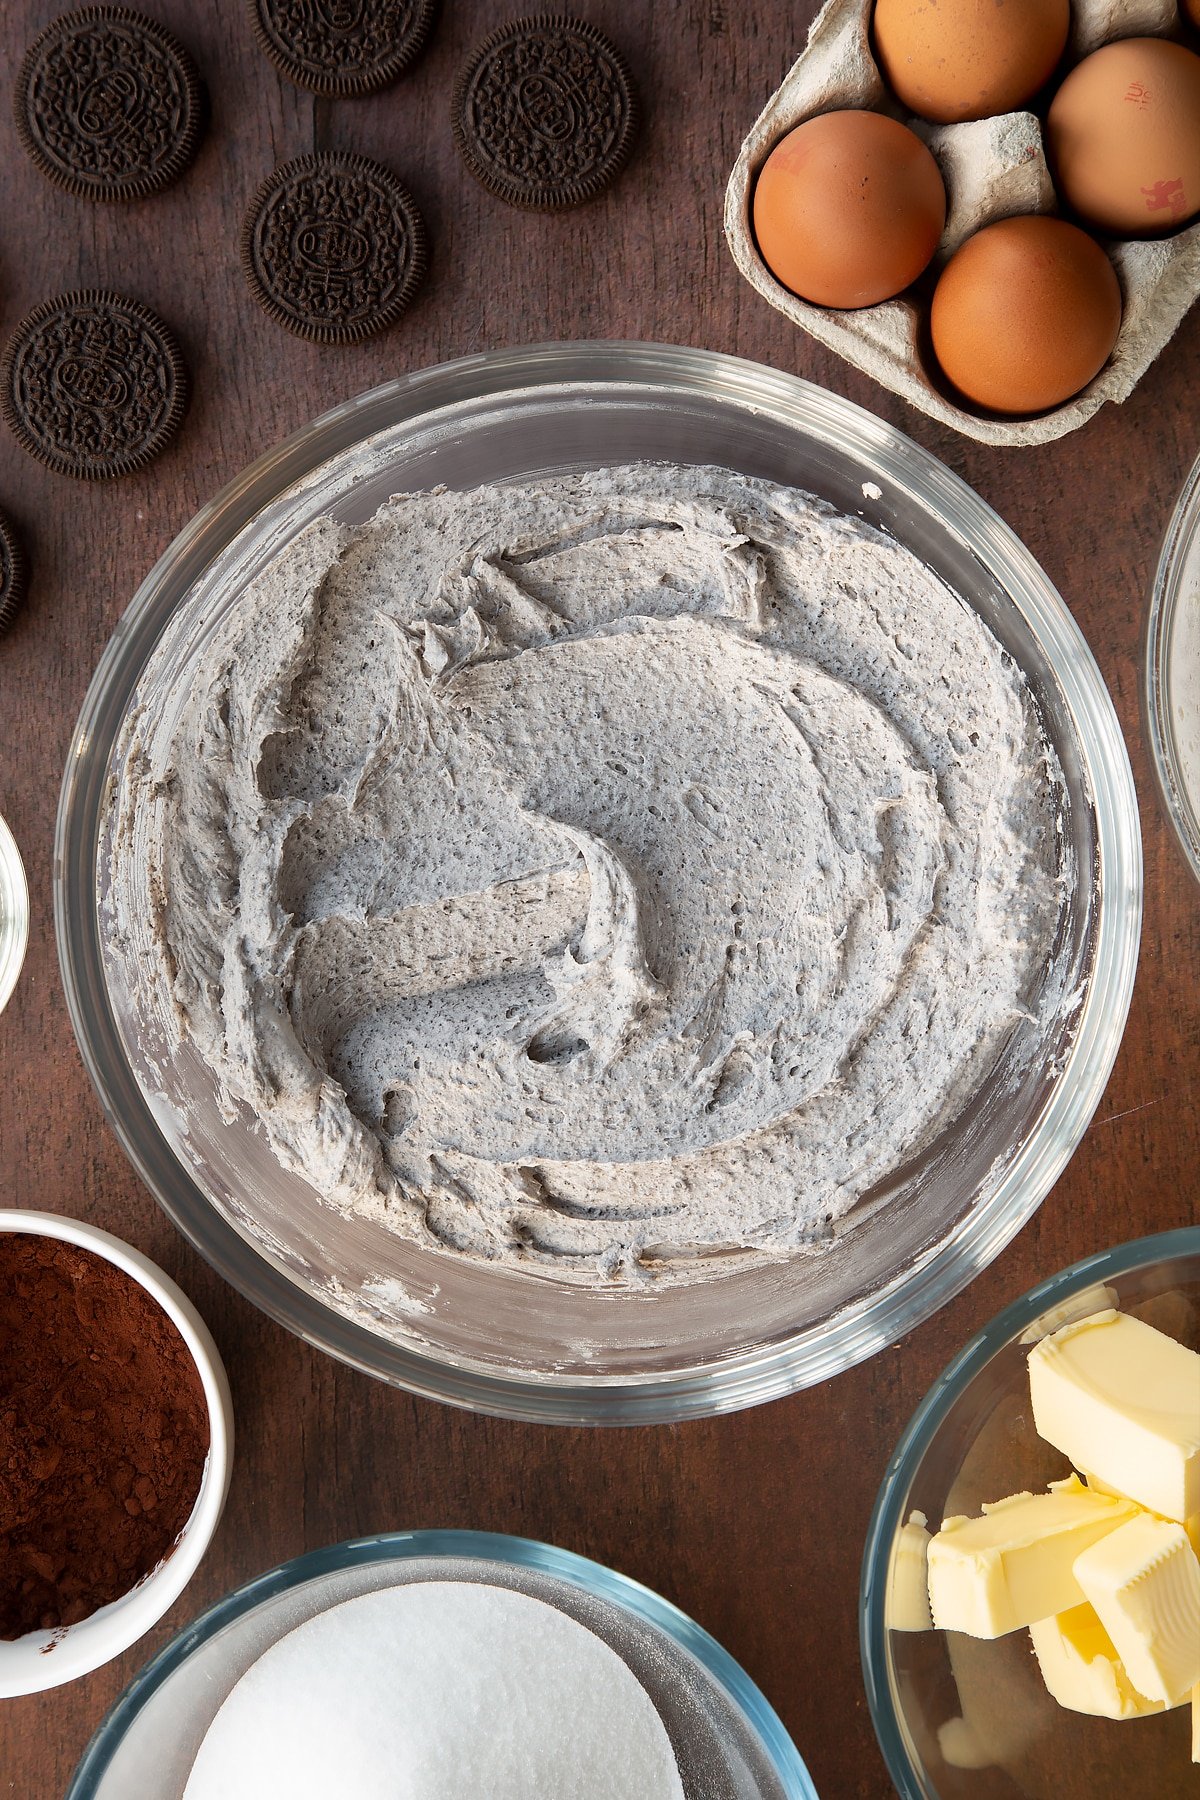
0,1232,210,1638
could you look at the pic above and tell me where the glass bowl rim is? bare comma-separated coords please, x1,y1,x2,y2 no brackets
858,1224,1200,1800
1144,446,1200,884
65,1526,819,1800
54,339,1142,1423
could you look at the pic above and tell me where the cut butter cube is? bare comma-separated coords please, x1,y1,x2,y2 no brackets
1073,1513,1200,1706
1028,1309,1200,1522
1079,1469,1127,1503
887,1511,932,1632
927,1475,1137,1638
1029,1603,1171,1720
1186,1514,1199,1760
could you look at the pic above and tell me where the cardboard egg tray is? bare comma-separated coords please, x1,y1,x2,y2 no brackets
724,0,1200,445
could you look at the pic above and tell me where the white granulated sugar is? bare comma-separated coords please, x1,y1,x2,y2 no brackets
183,1582,684,1800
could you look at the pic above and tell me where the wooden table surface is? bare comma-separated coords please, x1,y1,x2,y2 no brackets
0,2,1196,1794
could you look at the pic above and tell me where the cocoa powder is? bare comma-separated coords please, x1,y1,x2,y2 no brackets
0,1232,210,1638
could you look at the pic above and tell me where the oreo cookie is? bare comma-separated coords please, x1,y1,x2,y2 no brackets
242,153,429,344
0,514,29,637
1,291,189,481
15,7,204,203
249,0,439,96
452,15,639,211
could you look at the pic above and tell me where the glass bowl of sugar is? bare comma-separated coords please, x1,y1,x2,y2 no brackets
67,1530,817,1800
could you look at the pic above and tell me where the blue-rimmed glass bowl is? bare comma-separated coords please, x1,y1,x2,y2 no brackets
67,1529,816,1799
861,1228,1200,1799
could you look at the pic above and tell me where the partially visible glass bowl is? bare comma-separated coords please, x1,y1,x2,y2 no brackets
0,810,29,1016
67,1530,817,1800
1146,448,1200,882
55,343,1142,1423
861,1228,1200,1799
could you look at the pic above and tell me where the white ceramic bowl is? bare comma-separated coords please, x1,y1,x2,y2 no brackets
0,811,28,1016
0,1209,233,1696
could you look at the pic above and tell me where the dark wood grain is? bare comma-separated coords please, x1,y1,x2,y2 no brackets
0,3,1196,1794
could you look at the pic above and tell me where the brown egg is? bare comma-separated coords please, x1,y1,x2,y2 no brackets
873,0,1069,123
1182,0,1200,33
930,216,1122,415
1047,38,1200,236
752,110,946,309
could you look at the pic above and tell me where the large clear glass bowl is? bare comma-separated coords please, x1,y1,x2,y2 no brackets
860,1228,1200,1798
55,343,1142,1423
66,1530,817,1800
1146,448,1200,883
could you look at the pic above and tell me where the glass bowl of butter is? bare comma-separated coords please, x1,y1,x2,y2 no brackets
861,1227,1200,1798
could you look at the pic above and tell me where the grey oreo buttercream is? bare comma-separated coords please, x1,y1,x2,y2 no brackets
112,465,1066,1283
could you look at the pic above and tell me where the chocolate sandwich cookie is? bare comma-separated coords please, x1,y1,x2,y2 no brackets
242,153,429,344
249,0,439,96
452,14,639,211
1,291,189,481
0,514,29,637
15,7,204,202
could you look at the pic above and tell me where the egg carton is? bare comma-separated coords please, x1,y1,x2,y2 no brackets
724,0,1200,445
